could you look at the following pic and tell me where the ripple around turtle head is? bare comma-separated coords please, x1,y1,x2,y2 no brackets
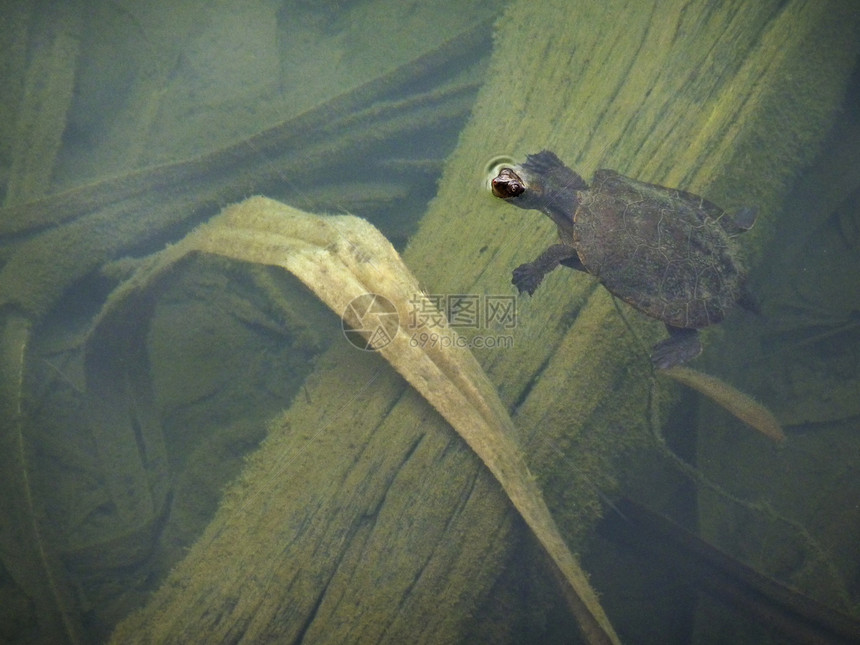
482,154,519,192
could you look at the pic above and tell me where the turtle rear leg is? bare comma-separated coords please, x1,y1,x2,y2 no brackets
719,205,758,235
651,326,702,369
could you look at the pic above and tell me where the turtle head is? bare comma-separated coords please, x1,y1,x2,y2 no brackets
491,167,526,199
491,151,587,235
490,165,552,213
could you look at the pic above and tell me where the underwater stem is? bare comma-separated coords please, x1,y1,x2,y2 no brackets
661,365,785,442
0,313,84,644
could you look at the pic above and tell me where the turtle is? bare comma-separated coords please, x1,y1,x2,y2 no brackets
490,150,756,369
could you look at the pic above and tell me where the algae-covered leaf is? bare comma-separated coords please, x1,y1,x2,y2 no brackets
91,197,619,644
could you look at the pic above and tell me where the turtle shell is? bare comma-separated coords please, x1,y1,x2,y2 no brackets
573,169,743,329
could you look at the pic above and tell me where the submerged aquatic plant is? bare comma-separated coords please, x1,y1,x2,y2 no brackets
661,365,785,443
93,197,620,644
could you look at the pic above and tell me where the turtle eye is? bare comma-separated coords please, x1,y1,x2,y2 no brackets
491,168,526,199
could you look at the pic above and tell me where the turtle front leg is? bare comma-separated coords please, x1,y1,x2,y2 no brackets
651,326,702,369
512,243,583,295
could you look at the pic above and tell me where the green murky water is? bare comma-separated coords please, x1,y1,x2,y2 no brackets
0,1,857,643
